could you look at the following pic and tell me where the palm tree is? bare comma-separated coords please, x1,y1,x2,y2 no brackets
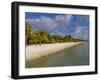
25,23,33,45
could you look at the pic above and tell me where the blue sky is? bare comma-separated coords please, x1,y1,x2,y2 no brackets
25,12,89,40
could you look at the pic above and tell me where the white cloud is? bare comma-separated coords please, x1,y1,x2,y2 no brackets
39,16,57,32
55,14,72,25
55,14,73,33
25,18,40,24
25,14,74,36
26,16,57,32
75,26,82,34
74,26,89,40
50,30,65,37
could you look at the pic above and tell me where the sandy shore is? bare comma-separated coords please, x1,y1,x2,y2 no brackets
26,42,82,61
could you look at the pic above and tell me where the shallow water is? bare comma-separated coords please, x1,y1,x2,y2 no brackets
26,42,89,68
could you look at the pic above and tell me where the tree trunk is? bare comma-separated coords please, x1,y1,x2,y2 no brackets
27,38,30,45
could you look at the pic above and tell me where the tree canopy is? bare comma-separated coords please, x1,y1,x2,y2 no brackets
25,23,81,45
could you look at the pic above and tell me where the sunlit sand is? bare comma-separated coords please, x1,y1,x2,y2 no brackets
26,42,82,61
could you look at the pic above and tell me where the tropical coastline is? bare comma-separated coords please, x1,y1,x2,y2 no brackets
25,12,89,68
26,42,83,61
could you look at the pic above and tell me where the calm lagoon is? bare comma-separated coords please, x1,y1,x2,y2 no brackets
26,42,89,68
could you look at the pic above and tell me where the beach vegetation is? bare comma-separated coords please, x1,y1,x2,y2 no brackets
25,23,82,45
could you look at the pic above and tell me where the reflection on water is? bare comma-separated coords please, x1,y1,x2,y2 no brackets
26,42,89,68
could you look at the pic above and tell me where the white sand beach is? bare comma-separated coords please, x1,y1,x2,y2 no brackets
26,42,82,61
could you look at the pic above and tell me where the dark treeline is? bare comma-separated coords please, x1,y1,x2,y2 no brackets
26,23,82,45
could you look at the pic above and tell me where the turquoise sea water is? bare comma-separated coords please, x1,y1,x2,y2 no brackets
26,42,89,68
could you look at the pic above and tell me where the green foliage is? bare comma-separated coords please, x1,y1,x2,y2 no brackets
64,35,73,42
25,23,33,45
25,23,81,45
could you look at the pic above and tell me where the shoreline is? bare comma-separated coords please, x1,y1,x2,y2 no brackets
26,42,83,61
